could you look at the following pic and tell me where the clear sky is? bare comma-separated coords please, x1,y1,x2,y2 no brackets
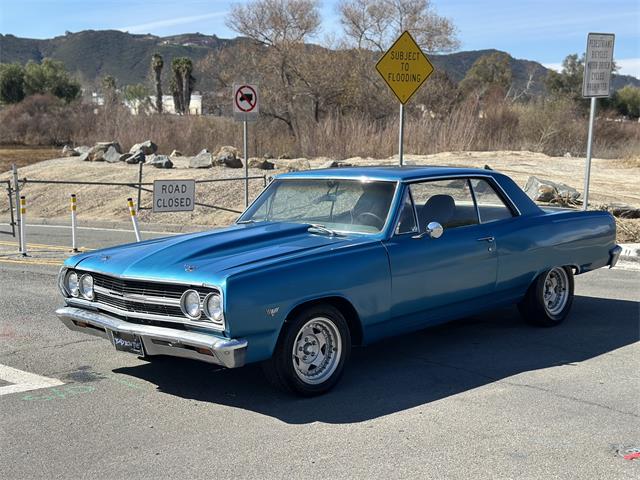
0,0,638,77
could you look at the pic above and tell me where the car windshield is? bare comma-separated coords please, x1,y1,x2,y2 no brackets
238,179,397,234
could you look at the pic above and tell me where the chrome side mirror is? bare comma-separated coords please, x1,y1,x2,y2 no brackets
412,221,443,240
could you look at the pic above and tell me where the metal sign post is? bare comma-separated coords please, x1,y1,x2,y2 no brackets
233,83,259,208
398,104,405,166
581,32,615,211
376,31,434,166
11,164,22,253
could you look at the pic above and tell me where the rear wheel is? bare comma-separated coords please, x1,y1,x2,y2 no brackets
263,304,351,396
518,266,574,327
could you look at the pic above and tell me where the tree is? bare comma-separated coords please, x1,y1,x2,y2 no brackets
170,57,195,114
459,52,513,98
0,63,26,104
101,75,118,107
151,53,164,113
337,0,458,52
545,54,584,103
23,58,81,103
124,83,152,114
613,85,640,118
226,0,322,136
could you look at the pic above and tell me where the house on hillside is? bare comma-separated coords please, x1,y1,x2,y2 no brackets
90,92,202,115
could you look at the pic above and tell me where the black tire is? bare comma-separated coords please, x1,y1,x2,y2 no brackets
518,266,574,327
263,304,351,396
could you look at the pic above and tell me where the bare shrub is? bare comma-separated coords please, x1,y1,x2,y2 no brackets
1,94,638,160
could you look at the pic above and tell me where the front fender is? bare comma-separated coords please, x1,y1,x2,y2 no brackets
224,241,391,364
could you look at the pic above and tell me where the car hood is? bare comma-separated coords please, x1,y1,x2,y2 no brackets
68,222,368,285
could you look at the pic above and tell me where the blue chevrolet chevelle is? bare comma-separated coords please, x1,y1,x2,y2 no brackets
56,167,622,395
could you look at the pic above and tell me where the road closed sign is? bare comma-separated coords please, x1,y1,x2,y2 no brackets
233,83,259,121
153,180,195,213
376,31,434,104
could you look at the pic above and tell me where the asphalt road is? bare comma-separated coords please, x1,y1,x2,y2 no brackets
0,225,638,479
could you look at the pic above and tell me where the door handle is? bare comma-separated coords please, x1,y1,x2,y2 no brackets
477,236,495,242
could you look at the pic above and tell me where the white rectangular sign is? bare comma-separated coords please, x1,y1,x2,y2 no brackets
233,83,259,122
153,179,195,213
582,33,615,98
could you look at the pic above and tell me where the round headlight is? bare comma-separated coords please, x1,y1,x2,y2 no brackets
203,293,223,322
66,271,80,297
180,289,201,319
79,274,94,300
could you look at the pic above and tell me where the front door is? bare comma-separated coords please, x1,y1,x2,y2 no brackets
383,179,498,330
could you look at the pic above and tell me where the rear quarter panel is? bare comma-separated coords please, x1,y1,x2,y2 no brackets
495,209,616,296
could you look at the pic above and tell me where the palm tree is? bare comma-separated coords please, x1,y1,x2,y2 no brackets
151,53,163,113
171,57,195,114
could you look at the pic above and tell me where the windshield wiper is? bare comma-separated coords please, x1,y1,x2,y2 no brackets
237,219,257,224
308,224,342,237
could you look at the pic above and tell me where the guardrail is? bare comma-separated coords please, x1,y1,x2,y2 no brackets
7,163,269,252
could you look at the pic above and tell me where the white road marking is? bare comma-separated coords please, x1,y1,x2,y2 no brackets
0,364,64,396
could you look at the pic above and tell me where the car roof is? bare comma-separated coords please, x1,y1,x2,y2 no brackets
276,166,498,182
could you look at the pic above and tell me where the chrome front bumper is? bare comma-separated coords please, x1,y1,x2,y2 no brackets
55,306,247,368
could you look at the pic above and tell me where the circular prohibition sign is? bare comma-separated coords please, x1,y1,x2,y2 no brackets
235,85,258,113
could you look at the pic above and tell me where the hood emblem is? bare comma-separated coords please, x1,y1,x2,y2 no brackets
184,264,197,272
100,254,111,262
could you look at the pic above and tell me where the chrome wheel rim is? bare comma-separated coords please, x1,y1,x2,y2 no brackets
292,317,342,385
543,267,569,316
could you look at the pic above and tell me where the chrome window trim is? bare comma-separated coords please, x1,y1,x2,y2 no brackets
393,185,419,236
404,173,522,217
467,178,482,223
65,296,225,332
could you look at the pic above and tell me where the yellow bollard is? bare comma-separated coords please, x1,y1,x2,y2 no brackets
19,196,27,256
70,194,78,252
127,197,142,242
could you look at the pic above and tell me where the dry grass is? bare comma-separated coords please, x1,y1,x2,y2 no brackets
0,146,60,173
1,95,639,161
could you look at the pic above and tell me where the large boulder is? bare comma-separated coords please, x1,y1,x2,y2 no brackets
129,140,157,155
103,146,121,163
189,149,213,168
147,154,173,169
126,150,145,164
215,146,243,168
73,145,91,156
87,141,122,162
248,158,275,170
62,145,79,157
277,159,310,172
524,176,581,204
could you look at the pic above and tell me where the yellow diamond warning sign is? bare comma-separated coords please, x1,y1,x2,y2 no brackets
375,31,435,104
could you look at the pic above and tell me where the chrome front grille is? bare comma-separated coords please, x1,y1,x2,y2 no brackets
76,271,220,328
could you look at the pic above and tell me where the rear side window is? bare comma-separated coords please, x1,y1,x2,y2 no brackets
470,179,514,223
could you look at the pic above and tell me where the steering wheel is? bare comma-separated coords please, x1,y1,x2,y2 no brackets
355,211,385,230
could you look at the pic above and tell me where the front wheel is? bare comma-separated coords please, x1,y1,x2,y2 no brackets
263,304,351,396
518,266,574,327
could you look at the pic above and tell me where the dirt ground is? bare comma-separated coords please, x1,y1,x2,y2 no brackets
0,150,638,240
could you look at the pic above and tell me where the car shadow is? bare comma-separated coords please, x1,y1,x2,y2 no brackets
114,295,639,424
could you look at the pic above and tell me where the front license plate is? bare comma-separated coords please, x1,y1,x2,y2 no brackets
111,331,144,355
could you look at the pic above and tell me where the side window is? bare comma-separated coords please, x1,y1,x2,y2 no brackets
470,179,514,223
396,189,418,234
409,179,478,230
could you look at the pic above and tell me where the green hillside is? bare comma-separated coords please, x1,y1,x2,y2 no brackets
1,30,637,92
